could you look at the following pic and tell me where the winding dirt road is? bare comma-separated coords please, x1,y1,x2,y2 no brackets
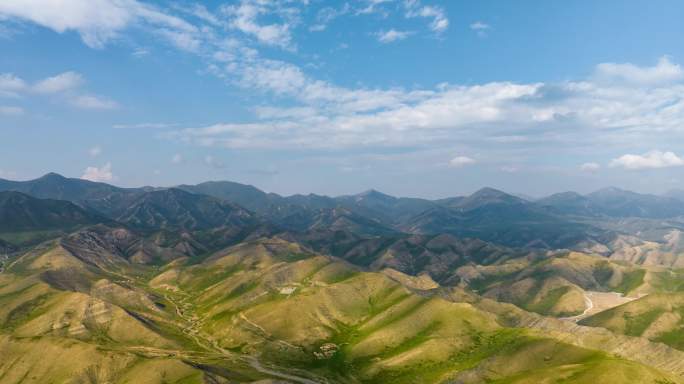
162,292,323,383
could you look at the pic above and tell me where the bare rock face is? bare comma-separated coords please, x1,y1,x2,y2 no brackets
381,268,439,291
60,226,136,268
314,343,339,360
59,225,207,267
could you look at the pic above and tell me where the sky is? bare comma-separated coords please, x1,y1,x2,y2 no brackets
1,0,684,198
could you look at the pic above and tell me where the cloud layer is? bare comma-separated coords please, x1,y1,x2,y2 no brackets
81,162,114,182
2,0,683,185
0,0,195,48
376,29,412,43
449,156,476,168
610,151,684,170
172,55,684,156
0,71,117,111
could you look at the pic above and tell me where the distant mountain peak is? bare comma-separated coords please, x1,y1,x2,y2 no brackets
40,172,67,179
467,187,523,203
471,187,509,197
591,186,631,195
457,187,525,210
31,172,70,183
356,189,395,200
538,191,587,203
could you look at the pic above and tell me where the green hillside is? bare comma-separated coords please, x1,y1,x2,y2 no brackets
0,235,681,383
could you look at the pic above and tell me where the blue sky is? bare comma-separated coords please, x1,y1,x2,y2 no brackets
1,0,684,198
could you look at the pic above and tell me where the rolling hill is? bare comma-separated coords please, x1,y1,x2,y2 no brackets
1,232,682,383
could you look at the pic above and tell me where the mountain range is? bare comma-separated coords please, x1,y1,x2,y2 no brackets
3,173,684,383
3,173,684,248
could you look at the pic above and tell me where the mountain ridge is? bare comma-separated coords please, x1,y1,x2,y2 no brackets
2,173,684,252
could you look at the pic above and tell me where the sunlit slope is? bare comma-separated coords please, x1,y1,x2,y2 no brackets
149,238,682,383
581,293,684,351
460,251,648,317
603,231,684,268
0,234,681,383
0,242,267,383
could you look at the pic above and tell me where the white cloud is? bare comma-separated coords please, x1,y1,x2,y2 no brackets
404,0,449,33
376,29,412,43
81,162,114,182
237,59,307,95
70,94,118,109
0,105,23,116
7,0,684,172
0,0,131,48
174,3,220,26
470,21,489,30
132,47,149,57
33,71,83,94
3,72,86,96
310,4,350,32
204,155,226,168
0,73,27,97
595,56,683,86
222,0,297,50
0,0,196,48
1,71,118,112
112,122,172,129
171,82,539,149
580,162,600,172
156,28,201,52
88,145,102,157
609,151,684,170
165,55,684,154
449,156,476,168
470,21,489,37
171,153,183,164
356,0,394,16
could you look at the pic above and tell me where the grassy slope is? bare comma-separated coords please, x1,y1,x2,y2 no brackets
0,243,267,384
149,238,682,383
0,237,681,383
581,293,684,350
578,268,684,352
467,251,648,317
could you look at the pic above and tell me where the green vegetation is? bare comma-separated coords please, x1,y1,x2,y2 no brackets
614,269,646,294
0,236,682,383
526,286,571,315
656,327,684,351
649,270,684,292
0,230,64,247
581,293,684,354
3,293,53,330
624,309,665,336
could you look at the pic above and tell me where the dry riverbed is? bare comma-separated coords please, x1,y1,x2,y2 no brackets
561,291,643,322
